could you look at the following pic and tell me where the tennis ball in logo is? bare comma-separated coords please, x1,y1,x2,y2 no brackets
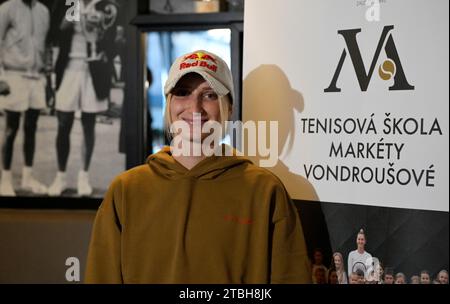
379,59,396,80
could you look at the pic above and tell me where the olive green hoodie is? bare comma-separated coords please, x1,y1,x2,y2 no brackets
85,146,311,283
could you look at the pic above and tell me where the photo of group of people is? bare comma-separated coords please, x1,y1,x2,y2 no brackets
0,0,127,198
310,229,449,284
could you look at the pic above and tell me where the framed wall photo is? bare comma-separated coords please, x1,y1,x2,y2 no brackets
0,0,131,200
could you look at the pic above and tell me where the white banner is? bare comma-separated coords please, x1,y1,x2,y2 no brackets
243,0,449,211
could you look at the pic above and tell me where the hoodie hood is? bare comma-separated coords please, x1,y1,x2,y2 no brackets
147,144,253,180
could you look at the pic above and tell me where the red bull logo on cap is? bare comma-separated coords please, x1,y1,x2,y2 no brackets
180,52,218,72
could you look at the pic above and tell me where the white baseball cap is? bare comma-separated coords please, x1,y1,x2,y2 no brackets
164,50,234,103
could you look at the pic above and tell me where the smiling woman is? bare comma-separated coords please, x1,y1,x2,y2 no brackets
145,29,232,153
347,228,373,280
84,50,312,284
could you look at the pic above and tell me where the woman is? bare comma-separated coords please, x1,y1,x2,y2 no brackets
394,272,406,284
410,275,420,284
437,269,449,284
347,229,372,280
0,0,50,196
332,252,348,284
85,50,311,283
311,248,328,284
327,268,338,284
420,270,431,284
48,0,119,196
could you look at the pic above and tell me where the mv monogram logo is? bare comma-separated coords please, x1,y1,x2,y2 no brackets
324,25,414,92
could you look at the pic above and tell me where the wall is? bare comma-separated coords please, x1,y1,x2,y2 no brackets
0,209,95,284
149,0,195,14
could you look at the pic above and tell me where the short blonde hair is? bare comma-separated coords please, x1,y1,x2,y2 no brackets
164,93,232,140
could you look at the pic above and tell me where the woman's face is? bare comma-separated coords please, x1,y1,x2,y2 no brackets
333,254,342,269
357,233,366,249
314,268,326,284
329,271,338,284
438,271,448,284
384,274,394,284
313,251,323,265
410,276,420,284
170,73,221,142
350,273,361,284
395,275,406,284
420,273,431,284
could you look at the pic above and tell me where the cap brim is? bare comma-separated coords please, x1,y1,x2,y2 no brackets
164,69,230,98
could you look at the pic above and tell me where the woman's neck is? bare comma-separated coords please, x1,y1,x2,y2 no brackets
357,248,365,254
171,140,219,170
173,154,206,170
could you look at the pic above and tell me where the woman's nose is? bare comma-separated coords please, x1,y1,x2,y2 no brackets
186,94,203,113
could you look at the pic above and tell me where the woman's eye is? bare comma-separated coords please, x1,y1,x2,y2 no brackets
202,91,218,100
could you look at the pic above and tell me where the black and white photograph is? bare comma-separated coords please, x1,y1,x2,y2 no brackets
0,0,127,198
